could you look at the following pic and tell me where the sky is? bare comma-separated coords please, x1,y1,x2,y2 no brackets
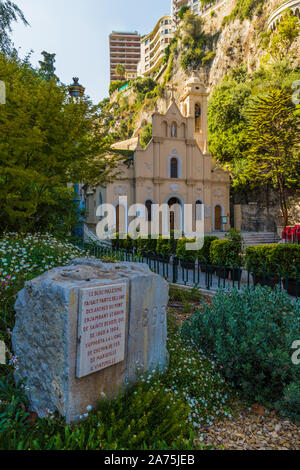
11,0,171,103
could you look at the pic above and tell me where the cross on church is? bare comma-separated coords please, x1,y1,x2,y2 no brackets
167,84,177,101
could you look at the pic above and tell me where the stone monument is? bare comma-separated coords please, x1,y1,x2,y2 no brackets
12,259,169,423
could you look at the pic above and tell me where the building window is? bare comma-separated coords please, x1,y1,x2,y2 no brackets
145,200,152,222
170,158,178,179
195,200,203,221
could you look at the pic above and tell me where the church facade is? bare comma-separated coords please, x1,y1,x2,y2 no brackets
84,75,230,236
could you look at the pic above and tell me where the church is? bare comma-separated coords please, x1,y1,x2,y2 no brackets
84,75,230,236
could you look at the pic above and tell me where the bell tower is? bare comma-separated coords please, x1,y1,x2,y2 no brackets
180,72,209,153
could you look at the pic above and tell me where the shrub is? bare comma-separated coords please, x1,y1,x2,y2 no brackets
271,244,300,279
109,80,127,96
245,244,277,274
276,381,300,425
198,236,218,263
210,229,244,267
176,238,198,263
137,236,157,254
156,236,173,259
181,286,300,419
140,123,152,148
210,239,231,266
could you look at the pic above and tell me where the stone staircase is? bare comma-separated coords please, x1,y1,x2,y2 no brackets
241,232,281,247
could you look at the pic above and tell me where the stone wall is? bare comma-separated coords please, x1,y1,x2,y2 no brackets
233,187,300,232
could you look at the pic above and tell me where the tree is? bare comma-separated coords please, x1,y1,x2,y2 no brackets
0,55,119,234
140,123,152,148
267,10,300,61
178,5,189,21
243,89,300,226
115,63,126,80
208,62,300,185
39,51,57,81
0,0,28,53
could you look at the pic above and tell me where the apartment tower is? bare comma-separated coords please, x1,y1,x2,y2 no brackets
109,31,141,82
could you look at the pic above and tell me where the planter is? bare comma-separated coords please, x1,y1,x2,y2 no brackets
215,267,230,280
285,278,299,297
230,268,243,282
180,260,196,270
252,273,280,289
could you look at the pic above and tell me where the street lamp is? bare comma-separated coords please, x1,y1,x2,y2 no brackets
68,77,85,241
69,77,85,98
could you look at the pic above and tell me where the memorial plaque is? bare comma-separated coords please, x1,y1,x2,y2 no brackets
76,283,127,378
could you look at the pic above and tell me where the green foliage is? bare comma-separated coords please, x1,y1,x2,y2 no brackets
140,123,152,148
133,77,157,101
176,238,198,263
271,244,300,279
276,381,300,424
115,63,126,79
262,9,300,61
0,233,238,449
0,55,118,233
181,286,300,419
179,12,215,73
137,236,158,255
243,89,300,223
156,236,174,259
244,244,276,275
208,62,300,191
0,0,28,53
210,229,244,267
222,0,265,25
109,80,127,95
178,5,190,20
169,285,203,304
198,236,218,263
38,51,57,81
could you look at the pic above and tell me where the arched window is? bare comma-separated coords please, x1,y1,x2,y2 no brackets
145,200,152,222
195,200,203,221
195,104,201,133
170,158,178,179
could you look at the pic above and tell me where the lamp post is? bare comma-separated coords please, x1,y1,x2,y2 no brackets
69,77,86,241
69,77,85,98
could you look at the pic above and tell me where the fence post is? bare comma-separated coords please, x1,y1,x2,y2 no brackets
172,256,178,284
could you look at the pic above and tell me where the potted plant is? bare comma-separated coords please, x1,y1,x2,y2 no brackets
156,236,173,262
210,229,244,281
245,244,279,288
176,238,198,269
271,244,300,296
198,236,218,272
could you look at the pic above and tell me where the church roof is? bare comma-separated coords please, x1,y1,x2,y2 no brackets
111,136,138,151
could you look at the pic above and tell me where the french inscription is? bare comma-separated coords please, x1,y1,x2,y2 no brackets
76,283,127,378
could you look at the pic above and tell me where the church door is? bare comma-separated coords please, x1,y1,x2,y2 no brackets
214,205,222,231
116,204,120,233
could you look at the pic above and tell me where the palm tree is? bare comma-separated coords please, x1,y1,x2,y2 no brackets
115,63,126,80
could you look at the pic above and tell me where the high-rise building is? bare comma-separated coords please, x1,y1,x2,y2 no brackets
109,31,141,82
138,15,174,77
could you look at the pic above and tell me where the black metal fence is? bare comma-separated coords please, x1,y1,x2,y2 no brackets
79,242,300,298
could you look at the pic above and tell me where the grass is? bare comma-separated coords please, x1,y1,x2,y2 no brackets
0,233,237,450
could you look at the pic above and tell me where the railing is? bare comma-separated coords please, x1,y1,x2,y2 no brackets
78,241,300,298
